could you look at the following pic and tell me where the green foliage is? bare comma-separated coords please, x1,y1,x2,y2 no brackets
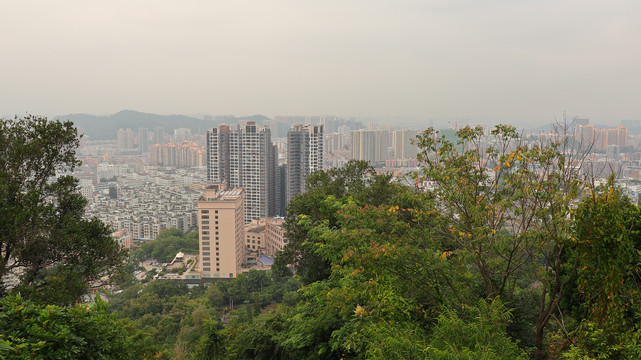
275,160,397,284
0,294,144,359
0,339,15,360
134,229,199,263
108,271,300,358
261,190,461,359
415,125,586,359
562,178,641,358
224,311,289,360
194,320,224,360
426,299,529,360
0,115,126,304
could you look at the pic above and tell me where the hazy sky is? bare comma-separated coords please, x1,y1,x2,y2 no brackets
1,0,640,126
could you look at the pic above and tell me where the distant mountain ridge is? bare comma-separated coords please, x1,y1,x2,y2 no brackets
55,110,272,140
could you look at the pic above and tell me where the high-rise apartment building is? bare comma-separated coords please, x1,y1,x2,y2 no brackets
207,122,276,222
138,127,149,153
393,130,419,160
286,124,324,204
149,141,206,167
198,184,245,279
352,129,389,165
117,128,136,153
173,128,192,143
154,127,166,145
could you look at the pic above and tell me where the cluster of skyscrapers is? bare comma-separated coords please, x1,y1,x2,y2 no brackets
199,122,324,279
117,126,191,154
574,123,628,151
149,141,206,168
351,129,420,166
206,122,324,222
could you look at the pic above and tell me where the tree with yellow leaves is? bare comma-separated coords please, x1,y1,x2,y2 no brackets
415,123,590,359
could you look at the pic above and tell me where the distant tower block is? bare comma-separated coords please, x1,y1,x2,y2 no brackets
286,124,324,204
574,117,589,126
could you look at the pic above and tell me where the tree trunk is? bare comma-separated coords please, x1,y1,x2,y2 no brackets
534,322,546,360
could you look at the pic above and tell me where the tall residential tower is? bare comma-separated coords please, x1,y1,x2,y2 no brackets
286,124,324,204
206,122,277,222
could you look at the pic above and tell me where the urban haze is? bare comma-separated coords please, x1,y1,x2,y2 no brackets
1,0,640,127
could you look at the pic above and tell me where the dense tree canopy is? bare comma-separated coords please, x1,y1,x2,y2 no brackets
133,229,200,263
0,115,126,304
274,160,396,283
0,294,140,359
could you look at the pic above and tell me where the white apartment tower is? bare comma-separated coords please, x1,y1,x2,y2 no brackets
206,122,276,222
117,128,135,153
286,124,324,204
198,184,245,279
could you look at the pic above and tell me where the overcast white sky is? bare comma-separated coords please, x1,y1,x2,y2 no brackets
1,0,639,126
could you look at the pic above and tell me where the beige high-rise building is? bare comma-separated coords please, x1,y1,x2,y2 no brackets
393,130,419,160
198,184,245,279
352,129,389,165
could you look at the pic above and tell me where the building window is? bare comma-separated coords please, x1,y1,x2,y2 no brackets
216,268,220,272
203,267,210,271
203,257,210,261
215,210,218,214
247,245,250,248
202,220,209,224
203,246,210,250
202,226,209,230
203,231,209,235
203,262,210,266
216,258,219,261
229,273,234,278
203,252,210,256
202,215,209,219
201,210,209,214
202,241,210,245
